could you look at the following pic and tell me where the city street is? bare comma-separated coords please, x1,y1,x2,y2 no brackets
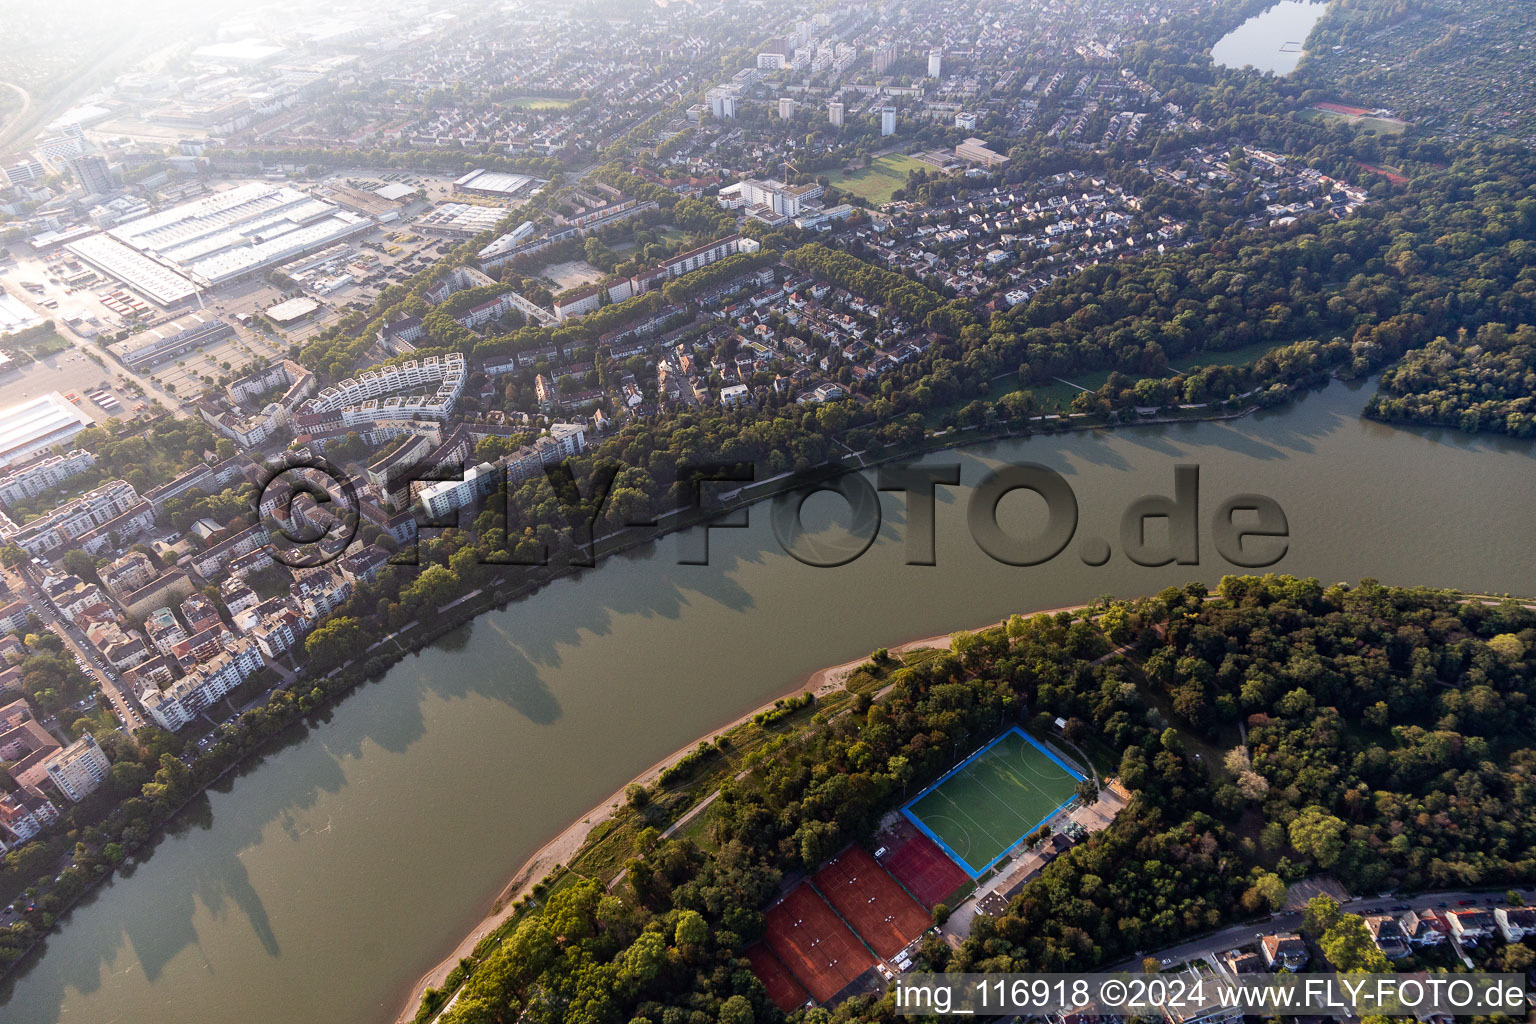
1103,887,1536,973
6,563,146,733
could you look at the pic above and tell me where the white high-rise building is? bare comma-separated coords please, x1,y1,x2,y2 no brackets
828,101,844,127
881,107,897,136
44,733,111,802
929,49,943,77
778,97,796,119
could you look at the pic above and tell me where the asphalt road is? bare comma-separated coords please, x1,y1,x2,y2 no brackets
0,81,32,149
8,563,146,733
1105,887,1536,972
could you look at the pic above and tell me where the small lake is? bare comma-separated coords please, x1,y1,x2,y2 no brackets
1212,0,1330,76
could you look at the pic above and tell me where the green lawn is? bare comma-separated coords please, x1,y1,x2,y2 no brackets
502,96,580,110
829,154,928,204
1172,340,1282,373
1300,107,1407,135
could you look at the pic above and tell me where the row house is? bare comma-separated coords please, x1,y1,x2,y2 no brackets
1494,906,1536,942
1258,933,1308,971
1447,908,1497,945
1364,914,1411,959
1399,909,1449,946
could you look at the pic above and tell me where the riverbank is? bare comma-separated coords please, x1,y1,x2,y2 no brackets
395,602,1093,1023
0,368,1341,1001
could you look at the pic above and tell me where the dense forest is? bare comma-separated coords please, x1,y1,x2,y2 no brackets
415,577,1536,1024
1366,323,1536,435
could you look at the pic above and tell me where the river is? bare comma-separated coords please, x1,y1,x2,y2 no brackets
3,377,1534,1024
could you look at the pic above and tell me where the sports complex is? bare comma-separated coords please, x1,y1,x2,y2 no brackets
747,728,1087,1010
902,727,1085,877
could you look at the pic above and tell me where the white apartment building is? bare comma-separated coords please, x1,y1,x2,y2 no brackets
0,449,96,504
301,353,466,424
140,640,266,731
502,422,587,484
5,480,145,555
44,732,112,802
0,788,59,846
418,461,500,520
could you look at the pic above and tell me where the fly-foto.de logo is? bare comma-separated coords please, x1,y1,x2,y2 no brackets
743,463,1288,569
254,453,1288,574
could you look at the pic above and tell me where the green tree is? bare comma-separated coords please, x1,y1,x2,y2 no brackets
1289,805,1348,867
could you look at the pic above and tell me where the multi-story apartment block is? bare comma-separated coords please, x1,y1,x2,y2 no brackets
502,422,587,484
180,592,223,633
289,568,351,620
0,599,31,636
0,787,59,847
119,569,196,622
101,551,157,601
144,606,188,655
418,462,500,520
251,607,304,660
4,480,145,555
0,449,96,505
141,640,266,731
220,579,260,617
295,354,466,431
171,625,233,670
44,732,112,802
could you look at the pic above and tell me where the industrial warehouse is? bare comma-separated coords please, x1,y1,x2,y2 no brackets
64,182,372,307
0,392,96,467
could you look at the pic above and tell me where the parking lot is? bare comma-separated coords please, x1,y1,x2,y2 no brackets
0,347,137,421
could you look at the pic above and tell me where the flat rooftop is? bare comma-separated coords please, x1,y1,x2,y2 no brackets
0,292,44,336
454,169,537,196
0,392,95,467
70,182,371,300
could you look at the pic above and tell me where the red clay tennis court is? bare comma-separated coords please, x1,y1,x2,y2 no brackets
812,846,930,958
745,942,811,1013
763,884,876,1003
878,822,971,910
